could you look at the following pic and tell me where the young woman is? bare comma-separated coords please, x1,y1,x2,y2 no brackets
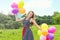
15,11,41,40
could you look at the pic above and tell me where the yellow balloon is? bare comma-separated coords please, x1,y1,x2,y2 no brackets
18,1,24,8
41,23,48,30
37,30,41,36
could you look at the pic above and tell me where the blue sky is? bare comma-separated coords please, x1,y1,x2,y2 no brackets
0,0,60,16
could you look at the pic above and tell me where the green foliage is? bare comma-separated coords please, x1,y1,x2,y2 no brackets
35,11,60,25
0,14,22,29
35,15,53,25
53,12,60,24
0,24,5,29
0,11,60,29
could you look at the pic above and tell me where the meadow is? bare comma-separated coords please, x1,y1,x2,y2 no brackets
0,25,60,40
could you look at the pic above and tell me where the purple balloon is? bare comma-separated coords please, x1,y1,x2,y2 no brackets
48,26,56,33
48,33,54,39
49,38,54,40
48,39,53,40
12,9,18,14
11,2,18,8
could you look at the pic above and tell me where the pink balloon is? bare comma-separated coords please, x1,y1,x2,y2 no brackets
9,11,15,15
48,26,56,33
11,2,18,8
40,35,46,40
46,36,49,40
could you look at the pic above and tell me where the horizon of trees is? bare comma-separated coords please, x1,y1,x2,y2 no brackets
0,11,60,29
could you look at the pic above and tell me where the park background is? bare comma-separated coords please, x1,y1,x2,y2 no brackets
0,0,60,40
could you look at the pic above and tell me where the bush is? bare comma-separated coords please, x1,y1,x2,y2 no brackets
0,24,5,29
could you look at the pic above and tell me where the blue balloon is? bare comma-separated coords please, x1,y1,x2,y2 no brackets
17,14,22,18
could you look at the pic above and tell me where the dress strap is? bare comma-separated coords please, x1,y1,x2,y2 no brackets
24,17,31,21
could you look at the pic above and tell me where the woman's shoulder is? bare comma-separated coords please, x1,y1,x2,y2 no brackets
30,18,35,21
30,18,34,20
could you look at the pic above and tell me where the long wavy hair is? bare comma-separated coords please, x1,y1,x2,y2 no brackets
27,11,35,19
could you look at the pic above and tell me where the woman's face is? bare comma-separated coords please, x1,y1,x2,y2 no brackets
27,12,33,18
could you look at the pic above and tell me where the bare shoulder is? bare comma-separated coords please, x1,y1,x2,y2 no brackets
30,18,35,22
30,18,34,20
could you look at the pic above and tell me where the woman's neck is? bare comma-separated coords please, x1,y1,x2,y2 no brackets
26,16,30,20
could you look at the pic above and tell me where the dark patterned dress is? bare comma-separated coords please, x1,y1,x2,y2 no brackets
22,18,34,40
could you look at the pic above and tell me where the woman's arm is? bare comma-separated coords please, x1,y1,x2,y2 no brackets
15,15,25,22
31,18,41,30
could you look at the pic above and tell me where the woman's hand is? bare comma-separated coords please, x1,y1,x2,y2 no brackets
15,14,25,22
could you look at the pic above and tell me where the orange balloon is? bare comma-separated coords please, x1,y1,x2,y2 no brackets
19,8,26,14
42,30,48,36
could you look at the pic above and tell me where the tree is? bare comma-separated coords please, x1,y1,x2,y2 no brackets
53,11,60,24
0,13,22,29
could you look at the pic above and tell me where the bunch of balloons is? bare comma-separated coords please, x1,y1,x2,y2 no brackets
37,23,56,40
11,0,26,18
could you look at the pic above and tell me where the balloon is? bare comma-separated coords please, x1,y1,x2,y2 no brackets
48,26,56,33
17,13,22,18
9,11,15,15
37,30,41,36
19,8,26,14
48,33,54,39
12,8,18,14
18,1,24,8
46,36,49,40
42,30,48,36
40,35,46,40
11,2,18,8
41,23,48,30
49,39,53,40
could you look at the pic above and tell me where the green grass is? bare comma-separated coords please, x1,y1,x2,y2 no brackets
0,25,60,40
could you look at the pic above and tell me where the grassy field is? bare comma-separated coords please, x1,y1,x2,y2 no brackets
0,25,60,40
